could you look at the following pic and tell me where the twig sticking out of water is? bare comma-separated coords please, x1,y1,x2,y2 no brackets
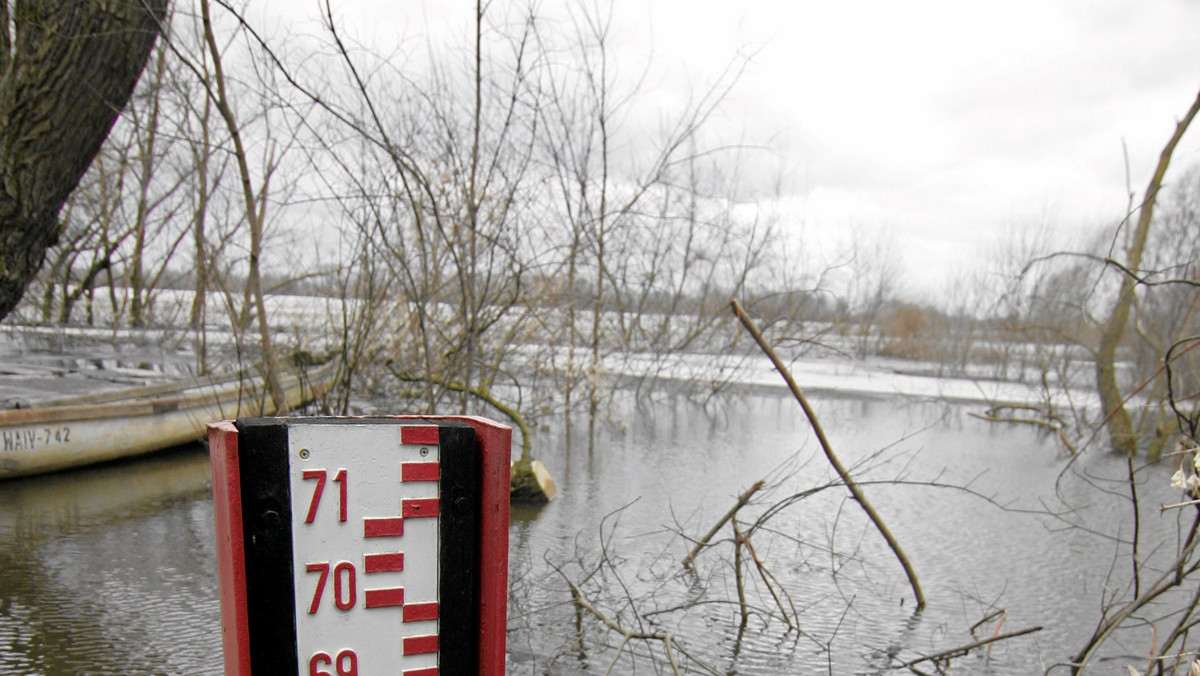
732,518,799,631
681,479,764,570
730,298,927,611
891,625,1043,673
681,479,788,634
563,578,724,676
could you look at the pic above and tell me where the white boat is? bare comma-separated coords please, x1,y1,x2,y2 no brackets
0,361,336,479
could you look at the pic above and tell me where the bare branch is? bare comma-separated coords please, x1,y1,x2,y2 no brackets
731,297,926,610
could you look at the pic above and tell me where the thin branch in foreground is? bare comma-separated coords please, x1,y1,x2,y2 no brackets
563,578,725,676
731,298,926,610
681,479,764,569
1163,499,1200,511
890,626,1043,672
733,518,799,631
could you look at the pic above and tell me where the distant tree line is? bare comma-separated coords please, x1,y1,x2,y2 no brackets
6,2,1200,464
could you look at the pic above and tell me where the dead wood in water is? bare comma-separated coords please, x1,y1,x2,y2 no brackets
564,579,704,676
681,479,764,569
730,298,926,611
891,625,1043,672
732,518,799,631
969,404,1078,455
552,536,725,676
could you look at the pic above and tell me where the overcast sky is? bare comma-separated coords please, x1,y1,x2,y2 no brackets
302,0,1200,299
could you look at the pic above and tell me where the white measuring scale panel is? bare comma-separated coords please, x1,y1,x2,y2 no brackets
287,423,442,676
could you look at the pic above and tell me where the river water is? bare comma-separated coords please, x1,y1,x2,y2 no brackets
0,389,1189,674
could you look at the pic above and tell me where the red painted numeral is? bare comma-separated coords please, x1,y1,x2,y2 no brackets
334,561,357,610
303,469,348,523
333,468,348,522
309,649,358,676
309,652,332,676
336,649,358,676
307,561,357,613
303,470,326,524
306,563,330,614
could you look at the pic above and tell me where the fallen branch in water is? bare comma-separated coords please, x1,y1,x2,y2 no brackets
891,625,1043,672
682,480,764,570
563,578,724,676
731,298,926,610
970,404,1077,455
969,412,1078,455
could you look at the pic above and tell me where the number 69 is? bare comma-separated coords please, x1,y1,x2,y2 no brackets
309,649,357,676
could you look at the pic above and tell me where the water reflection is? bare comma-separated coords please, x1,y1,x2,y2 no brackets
0,447,219,676
0,391,1185,674
510,391,1183,675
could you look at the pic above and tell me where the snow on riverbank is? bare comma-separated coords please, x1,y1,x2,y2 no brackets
509,343,1093,410
7,286,1098,411
733,353,1080,407
2,322,1088,411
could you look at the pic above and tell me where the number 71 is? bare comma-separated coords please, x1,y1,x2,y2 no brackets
302,469,348,523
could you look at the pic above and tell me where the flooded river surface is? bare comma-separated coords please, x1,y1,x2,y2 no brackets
0,390,1186,674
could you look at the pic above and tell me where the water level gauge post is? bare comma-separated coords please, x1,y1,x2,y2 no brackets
208,416,511,676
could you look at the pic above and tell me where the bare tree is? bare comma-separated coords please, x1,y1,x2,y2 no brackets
533,0,754,442
0,0,168,321
1096,88,1200,454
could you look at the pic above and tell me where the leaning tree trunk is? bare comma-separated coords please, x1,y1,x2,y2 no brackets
1095,88,1200,455
0,0,169,321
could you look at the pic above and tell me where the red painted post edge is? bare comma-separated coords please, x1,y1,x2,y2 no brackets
208,420,251,676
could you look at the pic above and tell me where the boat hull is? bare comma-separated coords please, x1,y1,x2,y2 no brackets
0,364,334,479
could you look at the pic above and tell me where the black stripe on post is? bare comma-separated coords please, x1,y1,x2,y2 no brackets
437,421,481,675
235,417,299,675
